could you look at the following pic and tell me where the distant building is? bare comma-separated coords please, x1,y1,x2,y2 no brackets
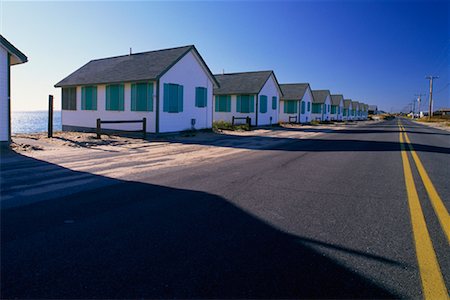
55,45,219,134
311,90,332,121
343,99,352,120
330,94,344,121
279,83,313,123
0,35,28,149
213,71,282,126
368,105,378,115
434,108,450,116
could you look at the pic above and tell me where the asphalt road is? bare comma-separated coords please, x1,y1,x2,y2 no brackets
1,118,449,298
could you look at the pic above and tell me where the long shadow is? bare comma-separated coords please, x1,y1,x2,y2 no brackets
165,134,450,154
1,152,400,299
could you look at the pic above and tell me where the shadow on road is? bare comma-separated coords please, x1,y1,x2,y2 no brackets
1,151,400,299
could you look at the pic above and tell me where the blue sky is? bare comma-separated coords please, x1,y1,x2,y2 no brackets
1,0,448,112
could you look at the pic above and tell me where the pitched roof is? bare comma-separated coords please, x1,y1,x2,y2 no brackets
352,101,360,109
55,45,218,87
279,83,310,100
368,105,378,111
343,99,352,108
0,35,28,65
330,94,344,106
311,90,331,104
213,71,282,95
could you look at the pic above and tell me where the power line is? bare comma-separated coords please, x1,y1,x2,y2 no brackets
434,83,450,95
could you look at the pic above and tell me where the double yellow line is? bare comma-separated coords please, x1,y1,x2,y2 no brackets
398,120,449,299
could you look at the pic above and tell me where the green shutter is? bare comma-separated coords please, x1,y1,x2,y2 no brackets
301,101,305,114
147,83,153,111
272,96,277,110
307,102,310,112
195,87,207,108
236,95,241,113
215,96,220,112
249,95,255,113
163,83,170,112
177,85,183,112
260,95,267,113
226,95,231,112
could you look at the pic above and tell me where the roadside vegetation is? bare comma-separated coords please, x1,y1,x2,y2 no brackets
213,121,250,132
415,116,450,126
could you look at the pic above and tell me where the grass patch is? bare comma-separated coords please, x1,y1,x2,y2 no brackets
213,121,250,131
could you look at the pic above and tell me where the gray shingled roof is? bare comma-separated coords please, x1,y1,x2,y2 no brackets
55,45,218,87
279,83,310,100
330,94,344,106
343,99,352,108
213,71,280,95
311,90,331,104
0,35,28,65
352,101,360,109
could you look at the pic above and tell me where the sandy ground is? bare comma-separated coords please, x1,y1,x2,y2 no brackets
8,122,375,180
412,119,450,132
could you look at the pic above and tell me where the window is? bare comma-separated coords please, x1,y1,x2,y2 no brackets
163,83,183,113
338,106,341,114
312,103,322,113
272,96,277,110
106,84,125,111
331,105,336,114
81,86,97,110
307,102,311,112
62,87,76,110
328,104,330,112
215,95,231,112
259,95,267,113
131,82,153,111
284,100,298,114
195,87,207,108
237,95,254,113
301,101,305,114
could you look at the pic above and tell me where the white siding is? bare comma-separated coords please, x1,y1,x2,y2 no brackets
213,74,280,126
62,83,157,132
159,51,214,133
301,88,313,123
257,74,279,125
0,46,8,142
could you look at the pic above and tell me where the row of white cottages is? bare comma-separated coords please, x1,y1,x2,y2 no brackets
54,45,369,134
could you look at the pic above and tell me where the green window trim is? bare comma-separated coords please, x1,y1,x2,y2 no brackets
163,83,183,113
236,95,255,113
259,95,268,113
62,87,77,110
195,87,207,108
81,86,97,111
307,102,311,112
215,95,231,112
284,100,298,114
272,96,277,110
301,101,305,114
131,82,154,112
331,105,337,114
106,84,125,111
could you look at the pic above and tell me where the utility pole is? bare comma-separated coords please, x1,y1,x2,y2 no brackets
415,93,425,118
425,76,439,119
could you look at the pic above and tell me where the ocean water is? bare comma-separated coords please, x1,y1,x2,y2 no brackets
12,111,62,134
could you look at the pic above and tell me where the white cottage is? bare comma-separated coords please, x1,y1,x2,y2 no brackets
311,90,332,121
343,99,352,121
352,101,360,120
279,83,313,123
213,71,282,126
55,45,219,134
0,35,28,149
330,94,344,121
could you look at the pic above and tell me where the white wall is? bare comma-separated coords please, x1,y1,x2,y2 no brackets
62,82,156,132
257,74,279,125
300,88,313,123
159,51,214,133
213,94,257,126
0,46,8,142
